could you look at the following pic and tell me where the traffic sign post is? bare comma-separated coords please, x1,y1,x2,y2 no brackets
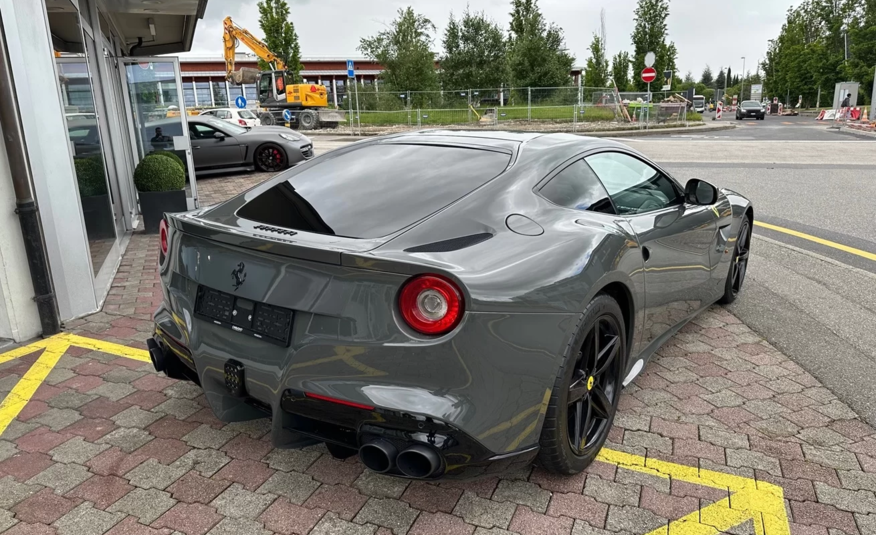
235,95,247,109
346,59,360,135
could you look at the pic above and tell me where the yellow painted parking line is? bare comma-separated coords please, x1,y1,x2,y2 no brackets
0,334,792,534
0,333,150,436
598,449,791,534
754,221,876,262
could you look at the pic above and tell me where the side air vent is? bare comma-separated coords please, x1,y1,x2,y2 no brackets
405,233,493,253
254,225,298,236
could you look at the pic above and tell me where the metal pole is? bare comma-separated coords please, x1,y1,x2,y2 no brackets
741,57,745,100
354,78,360,135
816,86,821,109
0,14,61,336
647,82,651,127
527,87,531,121
467,89,472,123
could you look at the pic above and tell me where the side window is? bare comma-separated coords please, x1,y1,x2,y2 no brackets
219,111,231,119
189,124,218,140
539,160,615,214
585,152,682,215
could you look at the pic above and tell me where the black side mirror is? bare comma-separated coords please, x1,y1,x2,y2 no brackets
214,132,226,140
685,179,718,205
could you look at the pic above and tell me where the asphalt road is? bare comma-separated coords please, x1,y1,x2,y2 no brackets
311,119,876,426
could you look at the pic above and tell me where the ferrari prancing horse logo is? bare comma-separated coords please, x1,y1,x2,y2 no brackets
231,262,247,291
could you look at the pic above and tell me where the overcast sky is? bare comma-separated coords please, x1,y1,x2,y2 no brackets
186,0,798,80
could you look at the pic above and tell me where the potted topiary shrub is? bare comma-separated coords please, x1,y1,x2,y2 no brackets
134,153,187,233
149,150,185,173
75,156,115,240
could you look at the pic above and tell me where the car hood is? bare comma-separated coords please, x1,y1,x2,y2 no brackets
245,126,303,136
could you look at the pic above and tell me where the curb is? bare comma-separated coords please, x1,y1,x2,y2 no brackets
583,123,737,137
839,125,876,138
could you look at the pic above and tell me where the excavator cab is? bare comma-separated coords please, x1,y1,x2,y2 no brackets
257,71,330,109
257,71,286,107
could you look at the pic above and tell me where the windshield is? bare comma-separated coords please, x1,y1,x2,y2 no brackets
693,96,705,103
238,110,257,119
742,101,762,108
204,117,247,135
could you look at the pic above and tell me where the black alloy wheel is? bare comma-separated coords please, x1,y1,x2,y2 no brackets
255,143,288,172
719,217,751,304
538,294,626,474
566,316,623,457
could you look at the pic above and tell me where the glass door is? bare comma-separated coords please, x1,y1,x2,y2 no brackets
121,58,199,209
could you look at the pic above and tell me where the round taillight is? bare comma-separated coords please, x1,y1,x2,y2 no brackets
159,219,169,257
399,275,464,335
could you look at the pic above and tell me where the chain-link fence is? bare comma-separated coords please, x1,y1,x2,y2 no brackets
332,84,694,135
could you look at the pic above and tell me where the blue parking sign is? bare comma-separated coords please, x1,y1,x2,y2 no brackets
283,109,293,121
346,59,355,78
235,95,247,109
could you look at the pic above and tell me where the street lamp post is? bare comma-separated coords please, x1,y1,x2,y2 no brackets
842,24,849,62
741,57,746,100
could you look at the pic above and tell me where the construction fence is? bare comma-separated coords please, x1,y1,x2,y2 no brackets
335,86,695,135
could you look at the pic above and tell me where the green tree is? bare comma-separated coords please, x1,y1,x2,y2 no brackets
583,34,610,87
715,68,726,92
683,71,694,84
257,0,303,82
611,51,631,90
359,7,439,95
507,0,575,88
700,65,714,87
846,0,876,104
630,0,671,91
441,8,508,90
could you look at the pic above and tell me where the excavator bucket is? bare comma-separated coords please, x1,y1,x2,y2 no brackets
317,108,347,126
228,67,261,85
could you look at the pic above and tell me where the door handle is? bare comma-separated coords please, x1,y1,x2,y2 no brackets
642,246,651,262
192,146,201,149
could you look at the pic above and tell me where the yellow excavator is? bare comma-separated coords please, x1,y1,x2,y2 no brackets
223,16,345,129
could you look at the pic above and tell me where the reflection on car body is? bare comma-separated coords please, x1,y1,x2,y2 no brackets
142,116,312,175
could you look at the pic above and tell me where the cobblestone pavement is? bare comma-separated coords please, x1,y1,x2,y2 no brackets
3,203,876,534
189,171,274,207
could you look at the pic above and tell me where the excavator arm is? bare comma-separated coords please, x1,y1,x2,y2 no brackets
223,16,285,83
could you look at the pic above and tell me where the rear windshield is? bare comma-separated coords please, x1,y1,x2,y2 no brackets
238,110,256,119
236,143,511,239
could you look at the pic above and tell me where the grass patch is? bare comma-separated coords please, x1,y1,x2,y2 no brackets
354,105,619,126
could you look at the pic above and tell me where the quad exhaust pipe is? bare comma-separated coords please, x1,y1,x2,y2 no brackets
358,439,442,478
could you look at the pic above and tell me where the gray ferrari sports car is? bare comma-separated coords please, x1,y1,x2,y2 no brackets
148,130,752,480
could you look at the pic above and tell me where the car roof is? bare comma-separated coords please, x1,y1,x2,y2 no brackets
378,130,620,153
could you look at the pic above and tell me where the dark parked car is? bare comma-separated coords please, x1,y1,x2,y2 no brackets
736,100,765,120
148,131,753,479
143,117,313,175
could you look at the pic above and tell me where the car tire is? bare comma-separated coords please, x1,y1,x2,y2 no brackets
254,143,289,172
299,110,318,130
259,112,276,126
719,216,752,305
537,294,626,475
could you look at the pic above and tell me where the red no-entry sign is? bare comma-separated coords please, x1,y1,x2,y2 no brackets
641,67,657,83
